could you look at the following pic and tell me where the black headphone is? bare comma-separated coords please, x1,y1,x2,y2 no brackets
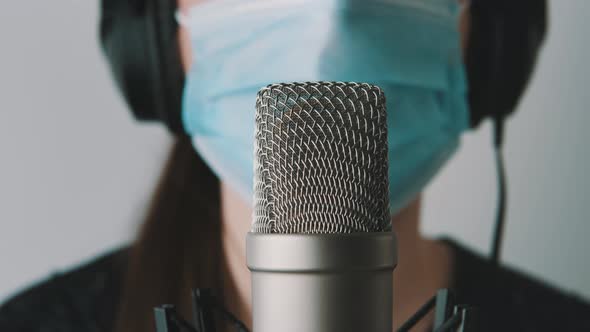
467,0,547,129
99,0,547,135
100,0,185,133
99,0,548,263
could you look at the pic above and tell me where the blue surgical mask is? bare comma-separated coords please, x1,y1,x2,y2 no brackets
179,0,469,215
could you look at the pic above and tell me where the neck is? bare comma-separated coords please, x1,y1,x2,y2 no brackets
219,182,452,331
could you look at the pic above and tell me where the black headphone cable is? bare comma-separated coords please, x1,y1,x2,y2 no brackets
490,115,507,266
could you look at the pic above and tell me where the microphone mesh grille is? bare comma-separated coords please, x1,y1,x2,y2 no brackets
253,82,390,234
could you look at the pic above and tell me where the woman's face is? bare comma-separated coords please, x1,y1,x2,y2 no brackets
176,0,471,74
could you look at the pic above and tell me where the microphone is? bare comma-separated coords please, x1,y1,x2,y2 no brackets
247,82,397,332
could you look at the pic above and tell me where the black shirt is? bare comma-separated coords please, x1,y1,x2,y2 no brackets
1,240,589,331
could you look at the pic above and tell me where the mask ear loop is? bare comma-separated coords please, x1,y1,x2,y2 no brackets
490,115,507,266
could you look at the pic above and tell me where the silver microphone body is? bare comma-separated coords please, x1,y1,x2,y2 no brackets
248,232,396,332
248,82,397,332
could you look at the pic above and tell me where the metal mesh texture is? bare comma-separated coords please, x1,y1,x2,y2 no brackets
253,82,391,234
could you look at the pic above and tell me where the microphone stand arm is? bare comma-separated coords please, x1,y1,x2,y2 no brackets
155,289,249,332
155,288,476,332
398,289,477,332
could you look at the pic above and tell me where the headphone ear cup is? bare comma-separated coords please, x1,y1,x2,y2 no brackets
100,0,160,122
146,0,186,133
99,0,185,134
466,0,548,128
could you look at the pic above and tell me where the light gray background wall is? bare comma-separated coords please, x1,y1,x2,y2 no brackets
1,1,589,302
